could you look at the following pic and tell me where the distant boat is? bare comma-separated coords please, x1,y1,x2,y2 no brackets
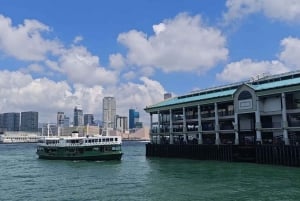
0,132,41,143
36,131,123,161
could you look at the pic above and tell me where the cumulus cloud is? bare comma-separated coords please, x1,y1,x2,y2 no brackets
217,36,300,83
117,13,228,74
112,77,166,123
279,37,300,69
59,45,118,86
216,59,289,82
123,71,136,80
224,0,300,23
0,71,72,121
73,36,83,44
0,70,165,124
109,53,125,69
0,15,62,61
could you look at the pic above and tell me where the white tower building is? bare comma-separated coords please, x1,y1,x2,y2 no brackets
103,97,116,129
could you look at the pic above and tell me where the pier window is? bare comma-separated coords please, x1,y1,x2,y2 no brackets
201,105,214,118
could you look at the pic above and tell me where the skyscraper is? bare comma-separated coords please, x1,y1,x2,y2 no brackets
2,112,20,131
115,115,128,133
73,105,83,126
20,111,38,132
57,112,64,127
64,116,70,127
129,108,140,129
84,114,94,126
103,97,116,129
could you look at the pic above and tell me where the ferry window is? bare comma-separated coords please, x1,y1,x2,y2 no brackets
99,139,101,142
115,138,118,141
110,138,113,141
238,91,252,100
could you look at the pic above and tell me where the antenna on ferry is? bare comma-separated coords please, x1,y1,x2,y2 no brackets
87,123,89,136
47,123,50,137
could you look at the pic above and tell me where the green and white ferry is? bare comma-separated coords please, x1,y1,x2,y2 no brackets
36,132,123,161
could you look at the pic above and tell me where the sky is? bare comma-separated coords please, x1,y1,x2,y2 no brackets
0,0,300,124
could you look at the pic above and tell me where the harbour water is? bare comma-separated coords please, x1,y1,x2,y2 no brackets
1,141,300,201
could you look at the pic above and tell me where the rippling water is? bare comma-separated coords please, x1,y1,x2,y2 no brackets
1,141,300,201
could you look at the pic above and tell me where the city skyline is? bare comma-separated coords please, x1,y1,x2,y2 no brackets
0,1,300,124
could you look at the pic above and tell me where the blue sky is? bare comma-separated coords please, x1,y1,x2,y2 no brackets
0,0,300,123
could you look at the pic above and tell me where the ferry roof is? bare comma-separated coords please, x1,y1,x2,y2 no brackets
145,71,300,111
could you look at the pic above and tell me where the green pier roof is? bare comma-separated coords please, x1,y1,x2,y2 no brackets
145,71,300,111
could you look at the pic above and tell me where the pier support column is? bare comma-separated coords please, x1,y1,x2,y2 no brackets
198,133,203,144
281,93,290,145
170,134,174,144
197,105,203,144
215,103,220,145
183,107,187,143
157,135,161,144
234,113,239,145
183,134,187,144
169,109,173,144
255,97,262,144
150,113,154,143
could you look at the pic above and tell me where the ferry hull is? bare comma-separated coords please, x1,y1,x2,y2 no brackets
37,145,123,161
37,152,123,161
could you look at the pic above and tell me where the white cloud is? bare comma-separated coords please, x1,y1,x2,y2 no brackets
0,70,165,124
109,53,125,69
0,71,72,122
217,59,289,82
123,71,136,80
19,63,45,74
73,36,83,44
153,23,166,35
217,36,300,83
279,37,300,69
224,0,300,23
112,77,166,124
59,45,118,86
0,15,62,61
117,13,228,74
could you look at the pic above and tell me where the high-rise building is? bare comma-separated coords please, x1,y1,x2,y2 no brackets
115,115,128,133
129,109,140,129
57,112,64,127
73,105,83,126
2,112,20,131
64,116,70,127
20,111,38,132
103,97,116,129
84,114,94,126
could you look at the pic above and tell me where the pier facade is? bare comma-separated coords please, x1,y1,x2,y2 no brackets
144,71,300,166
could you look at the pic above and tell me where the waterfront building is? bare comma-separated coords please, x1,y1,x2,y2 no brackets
129,109,142,129
1,112,20,131
57,112,64,127
115,115,128,133
84,114,94,126
64,116,70,127
73,105,83,126
145,71,300,146
20,111,38,132
103,97,116,129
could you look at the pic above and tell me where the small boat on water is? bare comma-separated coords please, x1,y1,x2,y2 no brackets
36,131,123,161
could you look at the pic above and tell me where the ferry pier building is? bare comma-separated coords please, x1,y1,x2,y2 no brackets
144,71,300,166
